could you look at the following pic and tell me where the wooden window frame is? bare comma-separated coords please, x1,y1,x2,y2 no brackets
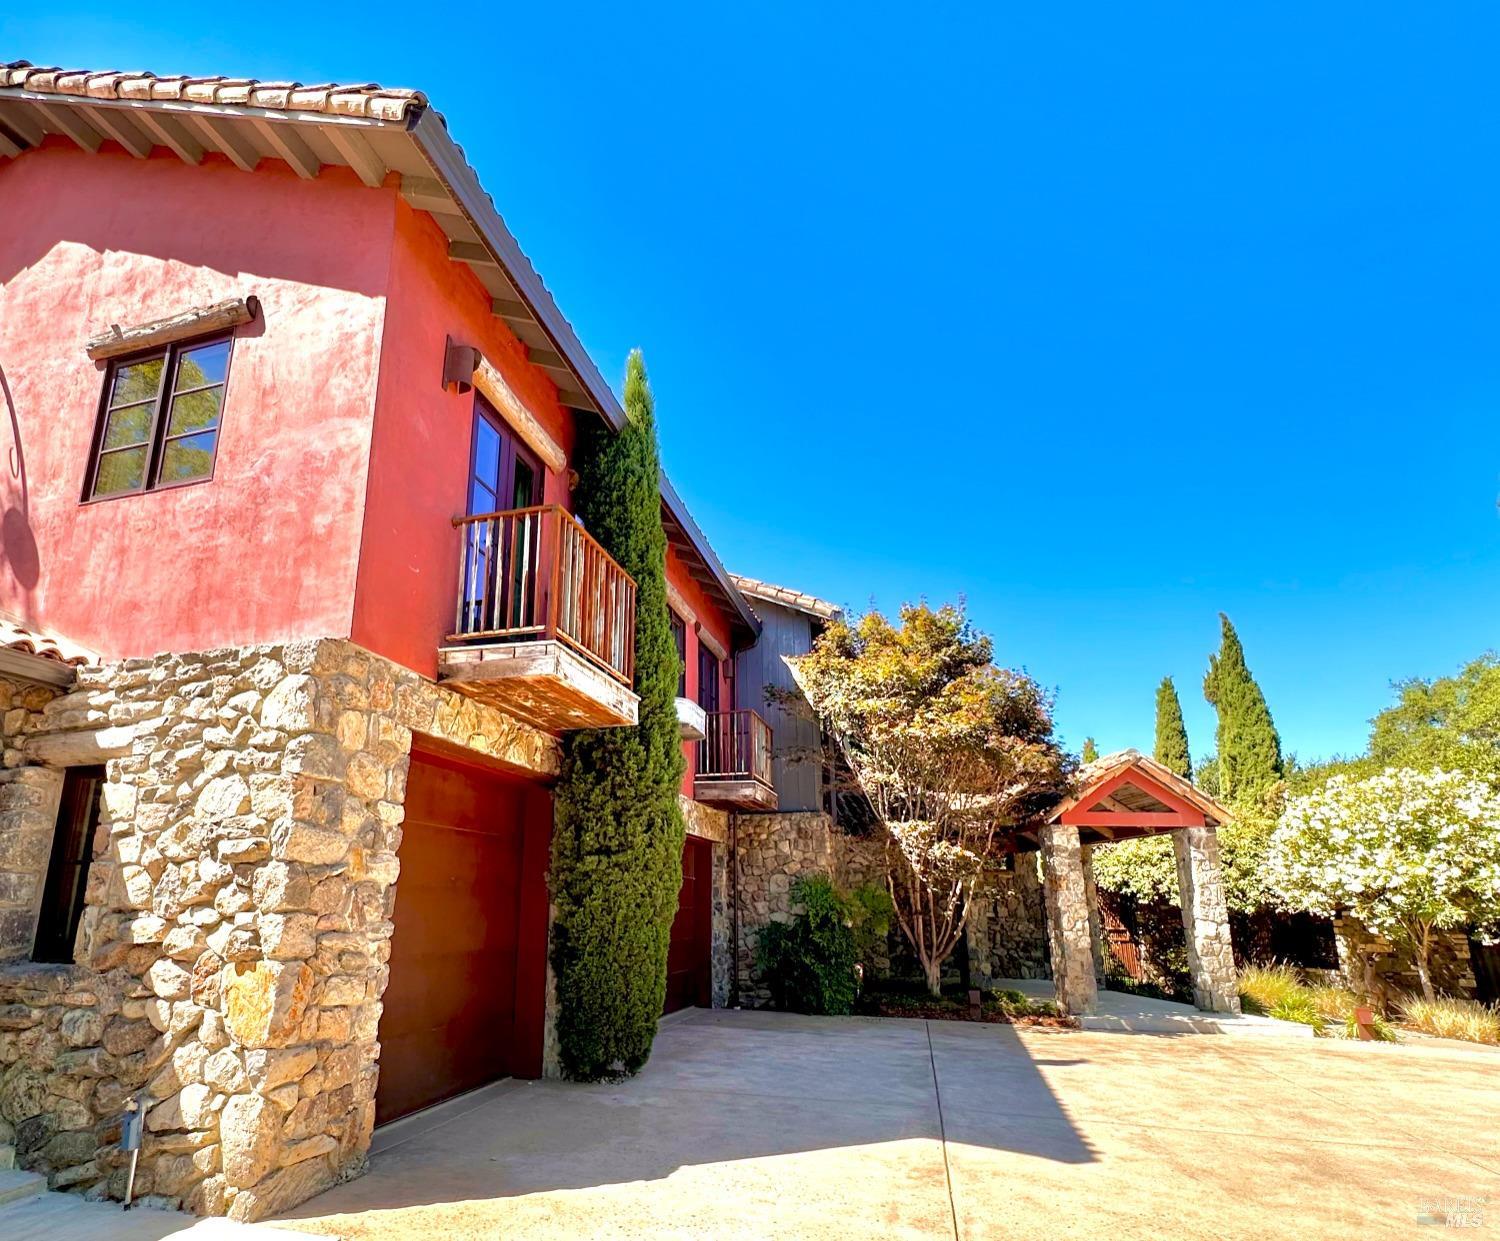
669,610,688,699
81,330,236,503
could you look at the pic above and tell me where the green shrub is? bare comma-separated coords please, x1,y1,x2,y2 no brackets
758,875,887,1015
1267,992,1327,1034
1399,995,1500,1045
548,351,686,1081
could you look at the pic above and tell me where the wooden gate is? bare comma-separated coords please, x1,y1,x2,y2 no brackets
1101,902,1145,981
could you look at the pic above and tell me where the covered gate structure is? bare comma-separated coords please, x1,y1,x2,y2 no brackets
1029,749,1240,1018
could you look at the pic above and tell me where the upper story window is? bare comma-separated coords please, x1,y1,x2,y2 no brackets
698,644,721,714
85,335,233,500
669,611,687,698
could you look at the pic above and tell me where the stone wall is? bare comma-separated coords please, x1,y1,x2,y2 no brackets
974,856,1048,982
1333,916,1477,1005
0,675,65,962
0,638,556,1219
731,811,839,1008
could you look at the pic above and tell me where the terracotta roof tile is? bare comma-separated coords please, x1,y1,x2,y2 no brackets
0,614,97,669
729,575,841,620
2,60,427,123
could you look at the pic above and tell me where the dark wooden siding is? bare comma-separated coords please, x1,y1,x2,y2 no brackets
733,598,824,812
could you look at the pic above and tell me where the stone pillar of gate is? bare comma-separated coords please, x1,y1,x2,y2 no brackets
1172,826,1241,1013
1040,824,1098,1016
1079,843,1108,987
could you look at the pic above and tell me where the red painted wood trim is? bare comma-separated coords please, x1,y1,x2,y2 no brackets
1069,766,1207,822
1061,809,1206,829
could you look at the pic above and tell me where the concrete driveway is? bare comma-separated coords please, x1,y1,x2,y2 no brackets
275,1009,1500,1240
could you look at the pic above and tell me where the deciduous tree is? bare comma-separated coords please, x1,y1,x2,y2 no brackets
1269,768,1500,1001
794,603,1067,996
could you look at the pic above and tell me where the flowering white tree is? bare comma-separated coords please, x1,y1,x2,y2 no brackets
1268,768,1500,1001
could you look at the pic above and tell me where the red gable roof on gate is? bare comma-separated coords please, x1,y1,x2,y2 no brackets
1046,749,1231,838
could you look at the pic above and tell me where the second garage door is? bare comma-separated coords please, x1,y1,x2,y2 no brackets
376,746,549,1126
664,835,713,1013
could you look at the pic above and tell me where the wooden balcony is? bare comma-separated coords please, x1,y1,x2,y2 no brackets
438,506,639,732
694,709,777,810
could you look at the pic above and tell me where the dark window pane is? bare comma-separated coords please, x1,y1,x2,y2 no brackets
473,418,501,491
94,446,148,496
32,766,105,965
174,340,230,391
159,431,217,483
102,402,153,450
109,356,165,408
167,386,223,436
512,457,537,508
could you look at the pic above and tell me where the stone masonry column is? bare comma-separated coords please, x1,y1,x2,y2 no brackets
1079,844,1107,987
1040,825,1098,1016
1172,827,1241,1013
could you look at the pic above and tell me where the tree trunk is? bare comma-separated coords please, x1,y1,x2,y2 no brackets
1414,924,1436,1003
922,953,943,998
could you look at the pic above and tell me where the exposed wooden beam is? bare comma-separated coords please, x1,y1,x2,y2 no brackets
253,119,320,180
0,129,21,159
400,174,455,214
190,115,261,172
83,105,152,158
0,102,45,147
323,125,386,188
491,297,532,321
528,348,565,371
448,240,496,267
134,109,204,164
35,102,102,153
471,352,567,473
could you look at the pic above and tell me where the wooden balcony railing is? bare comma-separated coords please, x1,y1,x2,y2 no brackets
697,709,774,788
450,505,637,685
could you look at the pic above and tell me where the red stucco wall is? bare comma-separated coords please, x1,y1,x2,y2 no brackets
349,200,575,678
667,544,733,790
0,137,744,701
0,141,391,658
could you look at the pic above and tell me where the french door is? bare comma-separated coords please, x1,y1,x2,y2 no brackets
463,401,543,635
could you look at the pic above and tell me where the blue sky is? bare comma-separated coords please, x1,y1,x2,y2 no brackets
6,5,1498,763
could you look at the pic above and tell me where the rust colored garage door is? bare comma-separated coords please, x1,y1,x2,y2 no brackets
664,834,713,1013
376,745,550,1126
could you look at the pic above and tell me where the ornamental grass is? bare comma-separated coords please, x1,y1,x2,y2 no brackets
1398,995,1500,1046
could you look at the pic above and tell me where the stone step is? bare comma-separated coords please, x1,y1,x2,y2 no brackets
0,1168,47,1207
1080,1012,1317,1037
0,1186,344,1240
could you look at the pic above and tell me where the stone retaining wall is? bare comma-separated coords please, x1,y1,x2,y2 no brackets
0,638,556,1219
1334,916,1477,1004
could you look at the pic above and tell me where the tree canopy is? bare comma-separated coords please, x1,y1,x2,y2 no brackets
1153,676,1191,779
794,602,1068,995
1203,614,1283,800
1269,767,1500,1000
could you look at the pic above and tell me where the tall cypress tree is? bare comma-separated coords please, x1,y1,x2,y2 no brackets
1153,676,1192,778
1202,613,1283,801
1081,737,1099,764
548,350,686,1080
